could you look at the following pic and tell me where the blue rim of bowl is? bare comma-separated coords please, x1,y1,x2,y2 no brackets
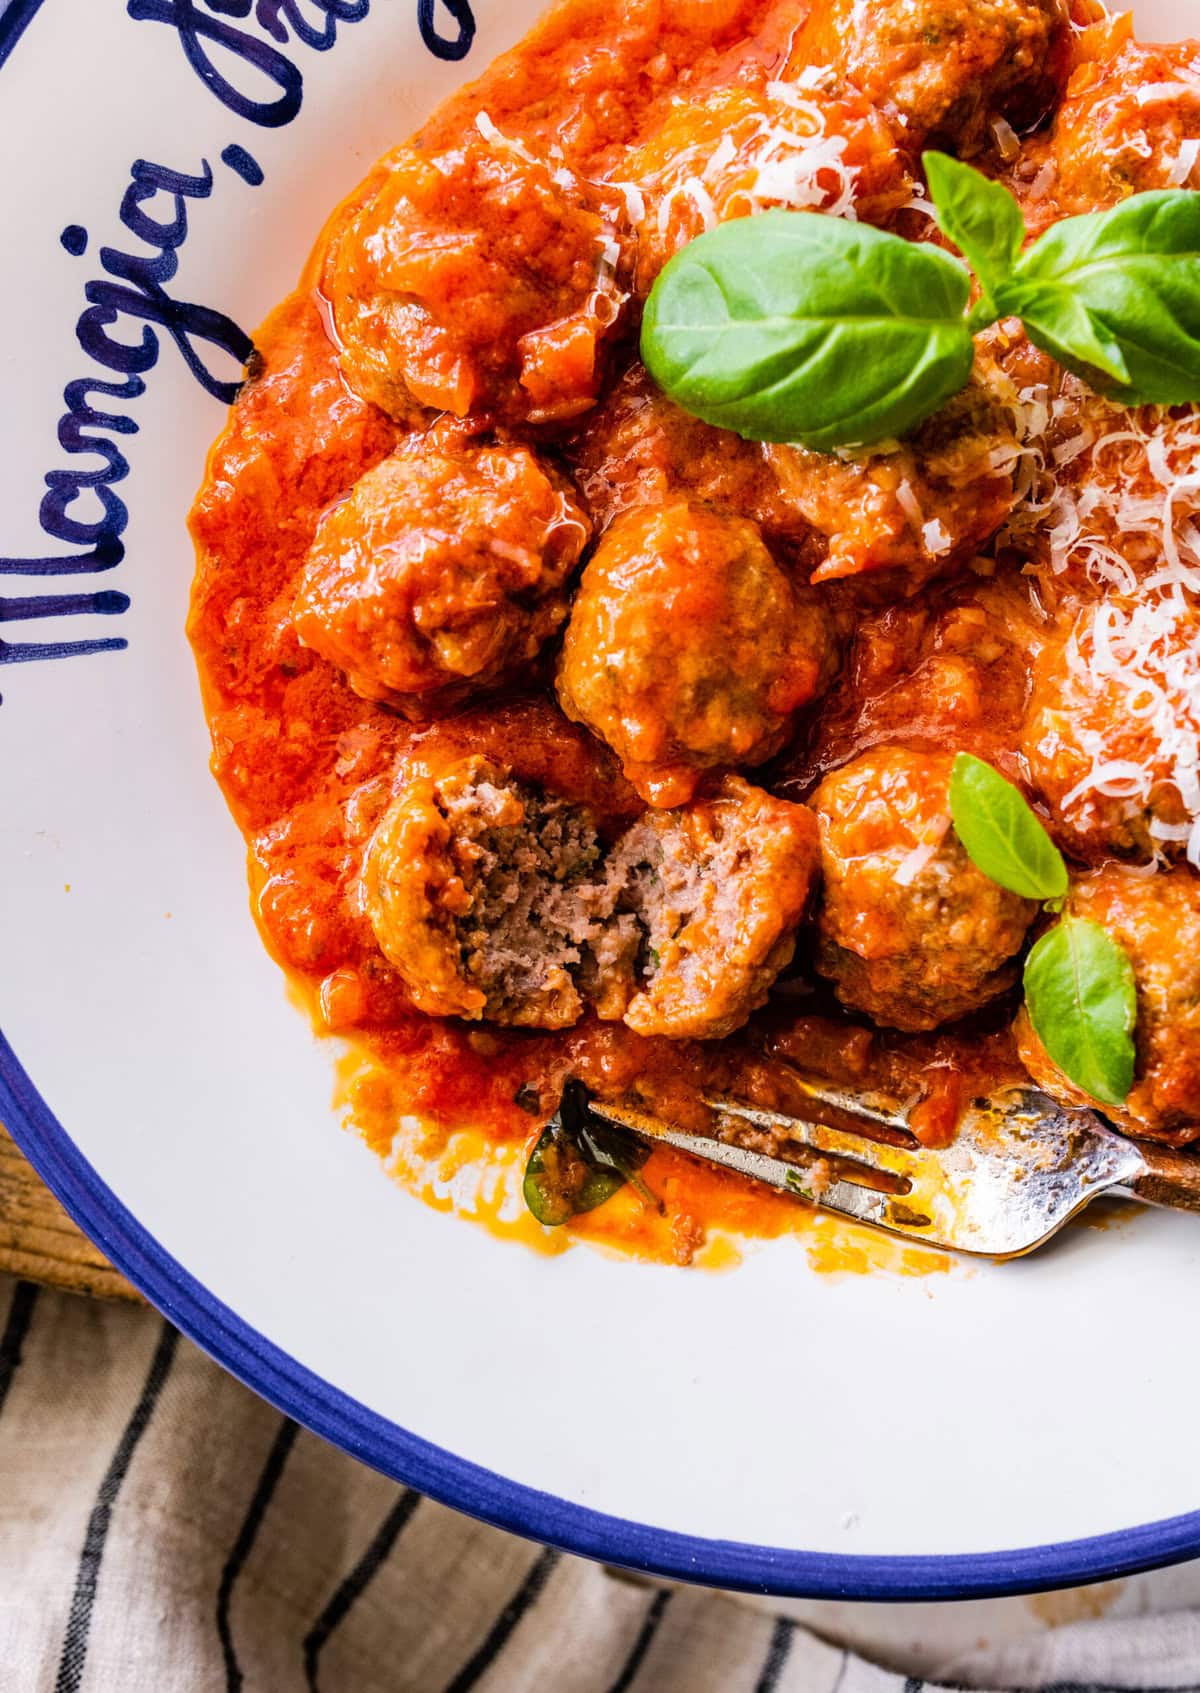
5,1022,1200,1600
6,0,1200,1603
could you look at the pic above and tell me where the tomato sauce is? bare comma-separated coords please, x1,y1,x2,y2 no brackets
190,0,1200,1266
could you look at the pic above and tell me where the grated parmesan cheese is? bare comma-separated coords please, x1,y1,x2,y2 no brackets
643,89,866,245
1135,80,1200,107
1167,136,1200,187
922,518,953,556
474,110,575,190
1001,376,1200,868
894,820,950,887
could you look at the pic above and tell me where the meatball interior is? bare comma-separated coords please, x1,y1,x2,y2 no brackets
813,746,1039,1031
363,756,638,1029
557,501,836,806
363,760,817,1038
293,444,590,715
609,776,820,1040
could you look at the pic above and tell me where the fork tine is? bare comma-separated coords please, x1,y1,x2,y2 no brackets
589,1101,902,1227
706,1096,921,1185
589,1085,1152,1257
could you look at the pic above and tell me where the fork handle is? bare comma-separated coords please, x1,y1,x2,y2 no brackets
1124,1142,1200,1214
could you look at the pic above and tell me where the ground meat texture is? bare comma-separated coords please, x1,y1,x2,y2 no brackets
324,136,627,427
293,445,590,715
609,776,820,1039
361,757,638,1028
1026,29,1200,219
785,0,1070,154
1015,866,1200,1146
556,502,836,807
764,380,1020,584
621,84,913,292
813,747,1039,1031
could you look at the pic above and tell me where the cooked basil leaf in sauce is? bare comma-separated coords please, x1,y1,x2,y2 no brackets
523,1082,654,1226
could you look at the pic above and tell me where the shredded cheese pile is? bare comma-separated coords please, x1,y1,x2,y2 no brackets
1063,596,1200,864
1000,377,1200,867
638,84,866,242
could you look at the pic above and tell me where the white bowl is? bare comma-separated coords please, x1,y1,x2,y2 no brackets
2,0,1198,1599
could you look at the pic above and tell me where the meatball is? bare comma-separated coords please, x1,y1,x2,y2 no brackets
324,134,627,426
622,84,913,291
293,445,590,714
1016,866,1200,1145
566,365,820,563
362,757,638,1028
813,747,1039,1031
1021,600,1197,864
777,580,1039,798
785,0,1070,154
1030,32,1200,218
609,776,820,1039
765,379,1021,584
556,502,836,806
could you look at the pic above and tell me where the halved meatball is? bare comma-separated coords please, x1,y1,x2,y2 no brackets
1016,865,1200,1146
785,0,1070,153
556,502,836,806
362,756,638,1028
1021,600,1197,864
813,746,1039,1031
293,444,590,714
324,134,627,426
765,379,1020,584
609,776,820,1039
622,83,913,291
1027,31,1200,219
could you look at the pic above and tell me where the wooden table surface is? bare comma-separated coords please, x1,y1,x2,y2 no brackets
0,1124,137,1300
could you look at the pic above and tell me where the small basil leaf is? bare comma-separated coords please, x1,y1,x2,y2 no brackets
1023,917,1137,1108
923,151,1026,298
522,1082,653,1226
995,277,1132,387
949,753,1068,901
641,210,976,449
998,191,1200,403
576,1119,659,1211
523,1121,627,1225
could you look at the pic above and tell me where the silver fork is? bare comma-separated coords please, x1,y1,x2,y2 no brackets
590,1081,1200,1257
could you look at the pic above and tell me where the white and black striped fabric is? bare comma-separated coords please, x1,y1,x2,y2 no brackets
1,1275,1199,1692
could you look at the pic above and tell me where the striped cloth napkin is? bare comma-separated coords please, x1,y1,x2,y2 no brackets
1,1274,1198,1692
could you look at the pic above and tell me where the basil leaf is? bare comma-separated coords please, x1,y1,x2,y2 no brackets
522,1081,652,1226
924,151,1025,299
949,753,1067,901
996,278,1132,387
641,210,976,449
1023,917,1137,1108
997,191,1200,404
